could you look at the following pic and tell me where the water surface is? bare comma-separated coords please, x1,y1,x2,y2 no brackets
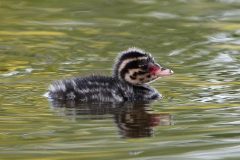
0,0,240,159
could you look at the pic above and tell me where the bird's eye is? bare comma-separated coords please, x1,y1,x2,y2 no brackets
138,64,148,69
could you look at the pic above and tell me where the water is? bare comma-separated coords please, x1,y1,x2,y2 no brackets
0,0,240,159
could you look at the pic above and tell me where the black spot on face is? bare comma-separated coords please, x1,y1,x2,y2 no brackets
120,60,144,79
133,72,137,77
137,71,147,75
139,78,144,81
130,75,136,80
147,75,151,78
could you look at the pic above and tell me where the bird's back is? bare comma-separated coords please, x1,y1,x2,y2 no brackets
48,75,134,102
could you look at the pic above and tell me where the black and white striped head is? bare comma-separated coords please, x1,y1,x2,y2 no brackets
113,48,173,85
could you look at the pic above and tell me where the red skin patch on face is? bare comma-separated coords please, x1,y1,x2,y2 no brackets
149,65,160,76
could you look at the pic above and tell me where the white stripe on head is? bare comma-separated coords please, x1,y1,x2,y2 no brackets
118,56,148,76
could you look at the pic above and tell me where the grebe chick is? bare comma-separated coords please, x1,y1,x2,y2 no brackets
47,48,173,102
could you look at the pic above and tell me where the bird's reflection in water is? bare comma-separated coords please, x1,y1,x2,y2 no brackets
49,100,173,138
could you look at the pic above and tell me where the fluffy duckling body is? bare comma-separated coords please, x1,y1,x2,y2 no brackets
47,48,173,102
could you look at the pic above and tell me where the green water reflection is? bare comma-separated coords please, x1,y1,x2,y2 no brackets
0,0,240,160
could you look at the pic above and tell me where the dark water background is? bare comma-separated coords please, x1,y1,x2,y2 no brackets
0,0,240,159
